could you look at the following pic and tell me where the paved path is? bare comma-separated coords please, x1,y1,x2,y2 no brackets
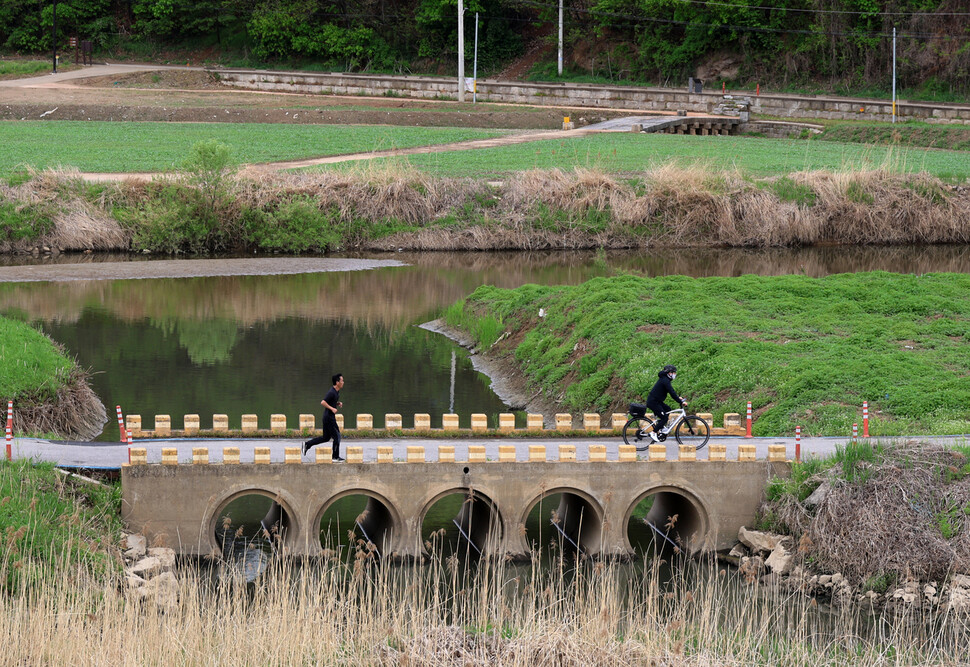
8,435,967,470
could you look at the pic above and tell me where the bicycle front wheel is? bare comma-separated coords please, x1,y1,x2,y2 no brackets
623,417,655,451
674,415,710,450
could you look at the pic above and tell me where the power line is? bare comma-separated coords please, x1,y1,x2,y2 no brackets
665,0,970,18
511,0,970,40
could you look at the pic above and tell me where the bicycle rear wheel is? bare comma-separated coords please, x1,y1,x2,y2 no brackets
623,417,656,451
674,415,710,450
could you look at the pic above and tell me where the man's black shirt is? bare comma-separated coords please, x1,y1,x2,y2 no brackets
323,386,340,424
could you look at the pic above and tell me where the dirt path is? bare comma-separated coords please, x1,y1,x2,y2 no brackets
245,127,596,172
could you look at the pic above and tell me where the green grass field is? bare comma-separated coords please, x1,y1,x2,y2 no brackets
0,121,507,176
331,132,970,180
447,272,970,436
0,60,53,77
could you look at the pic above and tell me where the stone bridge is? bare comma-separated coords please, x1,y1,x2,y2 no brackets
121,441,790,559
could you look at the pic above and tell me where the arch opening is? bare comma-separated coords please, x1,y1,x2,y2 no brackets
627,488,706,556
319,493,394,561
524,491,602,558
421,490,502,558
214,492,291,579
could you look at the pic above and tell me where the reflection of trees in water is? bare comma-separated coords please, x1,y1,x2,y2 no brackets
153,318,240,365
2,247,969,327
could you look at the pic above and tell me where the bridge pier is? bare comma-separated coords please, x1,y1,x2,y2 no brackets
122,449,789,559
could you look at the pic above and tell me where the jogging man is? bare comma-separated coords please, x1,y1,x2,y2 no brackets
646,364,686,442
303,373,345,461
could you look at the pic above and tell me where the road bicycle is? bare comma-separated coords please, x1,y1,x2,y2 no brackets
622,403,710,451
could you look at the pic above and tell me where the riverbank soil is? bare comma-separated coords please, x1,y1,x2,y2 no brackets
0,69,633,129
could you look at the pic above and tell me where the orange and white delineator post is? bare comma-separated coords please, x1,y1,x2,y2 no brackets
745,401,753,438
6,401,12,461
852,423,858,443
116,405,127,443
795,425,801,462
863,401,869,437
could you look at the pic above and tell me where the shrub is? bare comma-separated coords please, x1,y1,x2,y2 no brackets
241,198,341,252
120,183,228,254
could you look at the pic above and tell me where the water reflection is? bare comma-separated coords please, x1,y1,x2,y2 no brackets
1,246,969,441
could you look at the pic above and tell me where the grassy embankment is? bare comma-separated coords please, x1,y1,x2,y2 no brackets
4,162,970,255
0,315,102,437
444,272,970,436
0,458,121,592
817,122,970,152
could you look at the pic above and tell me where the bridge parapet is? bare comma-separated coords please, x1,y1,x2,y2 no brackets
125,412,746,439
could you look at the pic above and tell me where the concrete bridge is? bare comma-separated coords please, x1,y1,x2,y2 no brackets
121,441,790,559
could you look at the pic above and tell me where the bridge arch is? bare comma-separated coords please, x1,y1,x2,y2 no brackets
315,489,400,558
207,488,301,554
625,485,710,555
522,488,603,555
419,488,502,556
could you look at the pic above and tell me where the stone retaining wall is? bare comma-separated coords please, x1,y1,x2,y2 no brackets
214,69,970,125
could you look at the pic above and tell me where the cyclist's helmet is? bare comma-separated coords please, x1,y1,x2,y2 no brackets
662,364,677,374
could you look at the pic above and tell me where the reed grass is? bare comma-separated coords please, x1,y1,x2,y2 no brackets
2,459,966,664
2,531,968,665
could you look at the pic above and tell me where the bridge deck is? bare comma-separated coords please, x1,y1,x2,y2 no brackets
5,435,898,470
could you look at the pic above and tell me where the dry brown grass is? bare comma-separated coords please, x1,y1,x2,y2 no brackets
0,168,130,252
235,163,487,229
4,165,970,253
506,168,635,213
15,366,107,440
771,442,970,584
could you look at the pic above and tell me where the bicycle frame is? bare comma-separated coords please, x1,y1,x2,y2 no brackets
652,407,687,433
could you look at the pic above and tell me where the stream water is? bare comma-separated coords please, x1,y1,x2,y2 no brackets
3,245,970,442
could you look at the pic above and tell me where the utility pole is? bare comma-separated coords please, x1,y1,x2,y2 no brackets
52,0,58,74
473,12,479,103
892,26,897,124
458,0,465,102
558,0,563,76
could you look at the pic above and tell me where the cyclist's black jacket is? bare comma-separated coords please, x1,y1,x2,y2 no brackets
647,372,683,406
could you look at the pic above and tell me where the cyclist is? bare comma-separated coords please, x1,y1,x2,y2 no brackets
646,364,687,442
